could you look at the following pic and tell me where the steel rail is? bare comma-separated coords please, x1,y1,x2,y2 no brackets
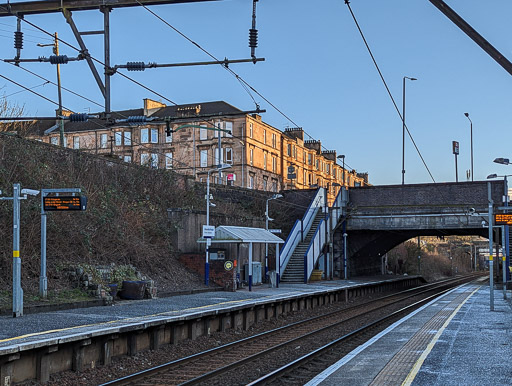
101,275,478,386
248,280,481,385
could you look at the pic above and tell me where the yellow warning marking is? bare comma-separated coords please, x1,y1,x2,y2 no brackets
12,251,19,257
401,286,480,386
489,255,494,261
0,293,288,344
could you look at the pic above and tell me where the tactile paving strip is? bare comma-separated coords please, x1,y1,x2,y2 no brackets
369,287,477,385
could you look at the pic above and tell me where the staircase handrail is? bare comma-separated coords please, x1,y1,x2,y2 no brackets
303,187,349,282
279,188,325,274
303,213,330,283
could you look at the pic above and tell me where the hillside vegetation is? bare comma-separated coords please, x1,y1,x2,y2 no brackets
0,134,259,299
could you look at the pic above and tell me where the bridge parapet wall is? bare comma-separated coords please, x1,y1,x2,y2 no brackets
348,181,504,208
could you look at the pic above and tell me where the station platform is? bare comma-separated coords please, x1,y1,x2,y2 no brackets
306,282,512,386
0,276,412,350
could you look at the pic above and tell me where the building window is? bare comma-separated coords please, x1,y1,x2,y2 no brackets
326,164,330,174
293,145,297,159
263,152,267,171
263,129,267,144
308,154,312,165
308,173,312,185
303,170,307,185
272,156,276,173
200,150,208,167
200,126,208,140
249,122,253,138
250,148,254,166
225,147,233,164
165,152,173,169
271,179,277,192
124,131,132,146
50,137,59,145
166,130,172,143
263,176,268,191
272,133,277,148
225,121,233,137
141,153,158,168
316,159,320,170
141,128,149,143
287,144,291,156
100,133,108,149
123,155,132,163
114,132,122,146
150,128,158,143
73,136,80,149
249,174,254,189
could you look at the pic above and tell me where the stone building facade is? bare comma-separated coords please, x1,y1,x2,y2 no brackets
26,99,369,201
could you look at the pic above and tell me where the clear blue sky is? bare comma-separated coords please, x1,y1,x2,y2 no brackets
1,0,511,185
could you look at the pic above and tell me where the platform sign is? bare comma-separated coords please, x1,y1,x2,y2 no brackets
452,141,459,155
203,225,215,238
43,196,87,211
495,213,512,225
269,229,282,234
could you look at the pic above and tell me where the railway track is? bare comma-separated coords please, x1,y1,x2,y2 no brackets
102,274,481,386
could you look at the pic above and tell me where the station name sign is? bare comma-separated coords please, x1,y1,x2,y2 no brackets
43,196,87,211
494,213,512,225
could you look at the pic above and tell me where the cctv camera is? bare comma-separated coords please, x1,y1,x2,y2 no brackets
21,188,40,196
468,208,475,215
481,220,487,227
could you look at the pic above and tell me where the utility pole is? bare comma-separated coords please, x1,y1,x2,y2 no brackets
38,32,65,146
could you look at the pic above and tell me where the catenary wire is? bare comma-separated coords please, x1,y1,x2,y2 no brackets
0,5,354,185
344,0,435,183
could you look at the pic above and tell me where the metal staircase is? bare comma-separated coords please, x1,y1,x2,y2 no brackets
280,212,324,283
278,187,348,284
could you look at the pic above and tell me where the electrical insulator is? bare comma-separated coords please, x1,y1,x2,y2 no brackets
49,55,69,64
248,28,258,49
14,31,23,50
69,113,89,122
127,116,148,123
126,62,146,71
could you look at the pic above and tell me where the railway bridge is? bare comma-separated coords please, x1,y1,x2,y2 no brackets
341,180,506,275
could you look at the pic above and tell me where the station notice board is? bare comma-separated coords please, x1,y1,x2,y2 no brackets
43,196,87,211
494,213,512,225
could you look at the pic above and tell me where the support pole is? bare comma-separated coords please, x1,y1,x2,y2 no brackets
248,242,253,291
102,6,111,116
488,182,494,311
40,210,47,298
12,184,23,317
275,243,280,288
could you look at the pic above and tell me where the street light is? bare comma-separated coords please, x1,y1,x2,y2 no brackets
337,154,345,188
464,113,473,181
487,172,511,292
265,193,283,281
402,76,417,185
204,164,231,286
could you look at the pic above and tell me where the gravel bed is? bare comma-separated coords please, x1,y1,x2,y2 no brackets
25,290,400,386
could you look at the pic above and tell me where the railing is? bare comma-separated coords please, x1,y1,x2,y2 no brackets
303,187,349,282
279,188,325,275
303,214,329,283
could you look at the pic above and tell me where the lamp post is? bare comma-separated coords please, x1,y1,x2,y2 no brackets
490,157,511,283
337,155,345,188
464,113,473,181
205,164,231,286
265,193,283,282
402,76,417,185
487,172,511,295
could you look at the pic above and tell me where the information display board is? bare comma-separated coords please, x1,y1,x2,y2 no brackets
494,213,512,225
43,196,87,211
